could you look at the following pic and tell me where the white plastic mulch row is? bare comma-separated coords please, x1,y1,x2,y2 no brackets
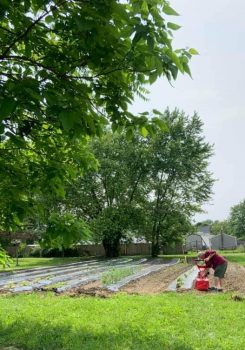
56,258,148,292
0,257,184,293
106,258,180,291
166,266,198,291
0,260,102,287
0,258,140,292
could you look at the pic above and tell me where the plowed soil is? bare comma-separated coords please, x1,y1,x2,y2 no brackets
66,262,245,297
209,262,245,293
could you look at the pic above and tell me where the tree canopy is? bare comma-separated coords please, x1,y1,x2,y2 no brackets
229,200,245,238
63,110,214,257
0,0,198,235
0,0,196,141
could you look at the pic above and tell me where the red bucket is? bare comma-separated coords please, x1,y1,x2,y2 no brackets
194,259,209,291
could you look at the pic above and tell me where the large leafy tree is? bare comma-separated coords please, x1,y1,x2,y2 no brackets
64,133,149,257
145,110,214,256
64,110,213,257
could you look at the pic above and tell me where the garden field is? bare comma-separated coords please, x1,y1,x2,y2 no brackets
0,253,245,350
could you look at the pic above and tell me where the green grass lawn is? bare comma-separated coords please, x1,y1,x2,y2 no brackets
221,253,245,265
0,292,244,350
0,257,87,272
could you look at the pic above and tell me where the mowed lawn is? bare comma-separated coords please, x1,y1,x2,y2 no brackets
0,253,245,350
0,292,245,350
0,257,87,272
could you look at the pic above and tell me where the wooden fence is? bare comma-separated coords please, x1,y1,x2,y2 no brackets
5,243,185,257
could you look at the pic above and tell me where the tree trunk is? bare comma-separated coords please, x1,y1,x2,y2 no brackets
61,246,65,258
151,242,160,257
102,237,121,258
151,223,160,257
15,246,19,266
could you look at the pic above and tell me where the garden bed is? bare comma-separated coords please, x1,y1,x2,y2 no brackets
2,258,245,297
64,264,191,297
63,262,245,297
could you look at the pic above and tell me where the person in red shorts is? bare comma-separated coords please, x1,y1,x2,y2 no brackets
198,250,228,292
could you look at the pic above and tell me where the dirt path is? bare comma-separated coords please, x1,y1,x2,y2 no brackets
120,263,190,294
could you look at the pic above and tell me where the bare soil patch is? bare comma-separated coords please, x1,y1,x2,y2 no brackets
120,263,190,295
208,262,245,293
65,280,114,298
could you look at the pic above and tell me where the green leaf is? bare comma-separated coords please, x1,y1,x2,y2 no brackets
0,98,17,121
147,36,154,51
145,124,155,137
126,128,133,141
132,31,143,47
6,133,26,147
163,5,179,16
0,123,4,134
139,111,149,116
167,22,181,30
140,126,148,138
59,110,74,131
152,118,168,132
141,1,149,16
0,0,10,10
165,50,184,73
111,123,118,133
182,62,192,78
169,65,178,80
189,48,199,55
85,115,96,135
152,109,163,116
45,15,53,24
149,71,158,84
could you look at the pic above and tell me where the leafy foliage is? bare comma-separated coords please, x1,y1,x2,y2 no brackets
210,220,231,235
0,245,12,268
41,212,90,250
0,0,194,139
143,110,214,255
0,0,196,235
0,134,97,231
229,200,245,238
65,132,148,256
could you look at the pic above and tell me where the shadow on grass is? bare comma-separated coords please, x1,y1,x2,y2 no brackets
0,319,194,350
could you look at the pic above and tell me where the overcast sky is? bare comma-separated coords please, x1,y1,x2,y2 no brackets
131,0,245,222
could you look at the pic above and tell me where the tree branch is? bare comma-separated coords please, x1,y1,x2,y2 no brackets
0,26,15,35
1,0,67,58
